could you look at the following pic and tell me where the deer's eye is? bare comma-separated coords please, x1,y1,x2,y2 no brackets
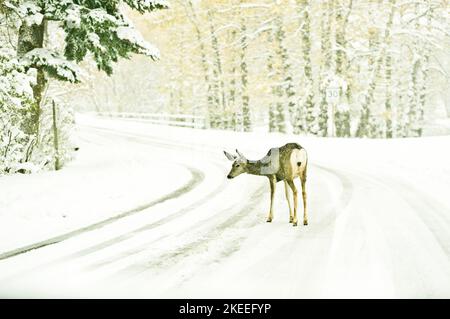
235,164,240,167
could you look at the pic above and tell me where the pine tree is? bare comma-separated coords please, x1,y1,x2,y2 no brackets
0,0,167,171
14,0,166,97
0,49,35,173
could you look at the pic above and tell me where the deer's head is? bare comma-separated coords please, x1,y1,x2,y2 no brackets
224,149,248,179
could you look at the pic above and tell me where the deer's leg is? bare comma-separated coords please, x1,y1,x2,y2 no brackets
287,180,298,226
301,177,308,225
284,180,293,223
267,175,276,222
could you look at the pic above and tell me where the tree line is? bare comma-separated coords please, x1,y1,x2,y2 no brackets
141,0,449,138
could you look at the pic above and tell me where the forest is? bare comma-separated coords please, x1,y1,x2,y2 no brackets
1,0,450,174
79,0,450,138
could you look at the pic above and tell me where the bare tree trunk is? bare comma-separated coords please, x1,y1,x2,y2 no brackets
17,19,47,142
186,1,216,128
318,0,331,137
266,30,277,133
296,0,314,135
416,6,434,137
384,0,394,138
240,18,251,132
356,1,395,137
228,29,238,130
274,16,293,133
334,0,353,137
385,50,393,138
208,11,227,129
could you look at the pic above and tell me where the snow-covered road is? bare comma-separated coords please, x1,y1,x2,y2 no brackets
0,115,449,298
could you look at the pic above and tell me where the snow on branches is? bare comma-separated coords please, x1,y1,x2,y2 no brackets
0,48,34,105
16,1,44,26
6,0,166,75
116,26,160,59
0,0,167,174
0,48,36,174
124,0,170,13
60,1,164,74
22,48,80,83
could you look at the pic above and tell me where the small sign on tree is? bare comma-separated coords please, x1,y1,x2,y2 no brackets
326,85,340,137
326,86,340,104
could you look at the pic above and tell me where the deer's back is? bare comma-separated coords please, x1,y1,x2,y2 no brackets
270,143,307,182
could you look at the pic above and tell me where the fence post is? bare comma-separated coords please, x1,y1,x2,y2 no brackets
52,100,61,170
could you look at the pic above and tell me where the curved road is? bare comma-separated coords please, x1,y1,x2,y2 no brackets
0,119,449,298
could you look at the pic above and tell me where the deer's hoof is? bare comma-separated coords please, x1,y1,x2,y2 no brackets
304,220,308,226
266,218,272,223
289,217,293,223
292,221,298,227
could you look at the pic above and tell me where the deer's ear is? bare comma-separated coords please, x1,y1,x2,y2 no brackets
224,150,236,161
236,149,246,160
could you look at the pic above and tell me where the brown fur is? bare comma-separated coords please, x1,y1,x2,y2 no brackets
224,143,308,226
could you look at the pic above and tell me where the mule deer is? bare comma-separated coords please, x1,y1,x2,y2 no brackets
224,143,308,226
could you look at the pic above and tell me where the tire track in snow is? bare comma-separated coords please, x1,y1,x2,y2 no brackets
0,124,228,279
0,121,356,292
334,166,450,257
51,173,229,263
53,127,230,260
111,184,267,280
319,165,450,297
106,164,353,283
75,157,354,282
313,164,353,210
0,126,213,262
0,166,204,261
361,172,450,258
81,125,211,156
83,181,266,273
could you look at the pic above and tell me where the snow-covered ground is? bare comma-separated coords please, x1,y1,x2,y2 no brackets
0,114,449,298
0,125,192,252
